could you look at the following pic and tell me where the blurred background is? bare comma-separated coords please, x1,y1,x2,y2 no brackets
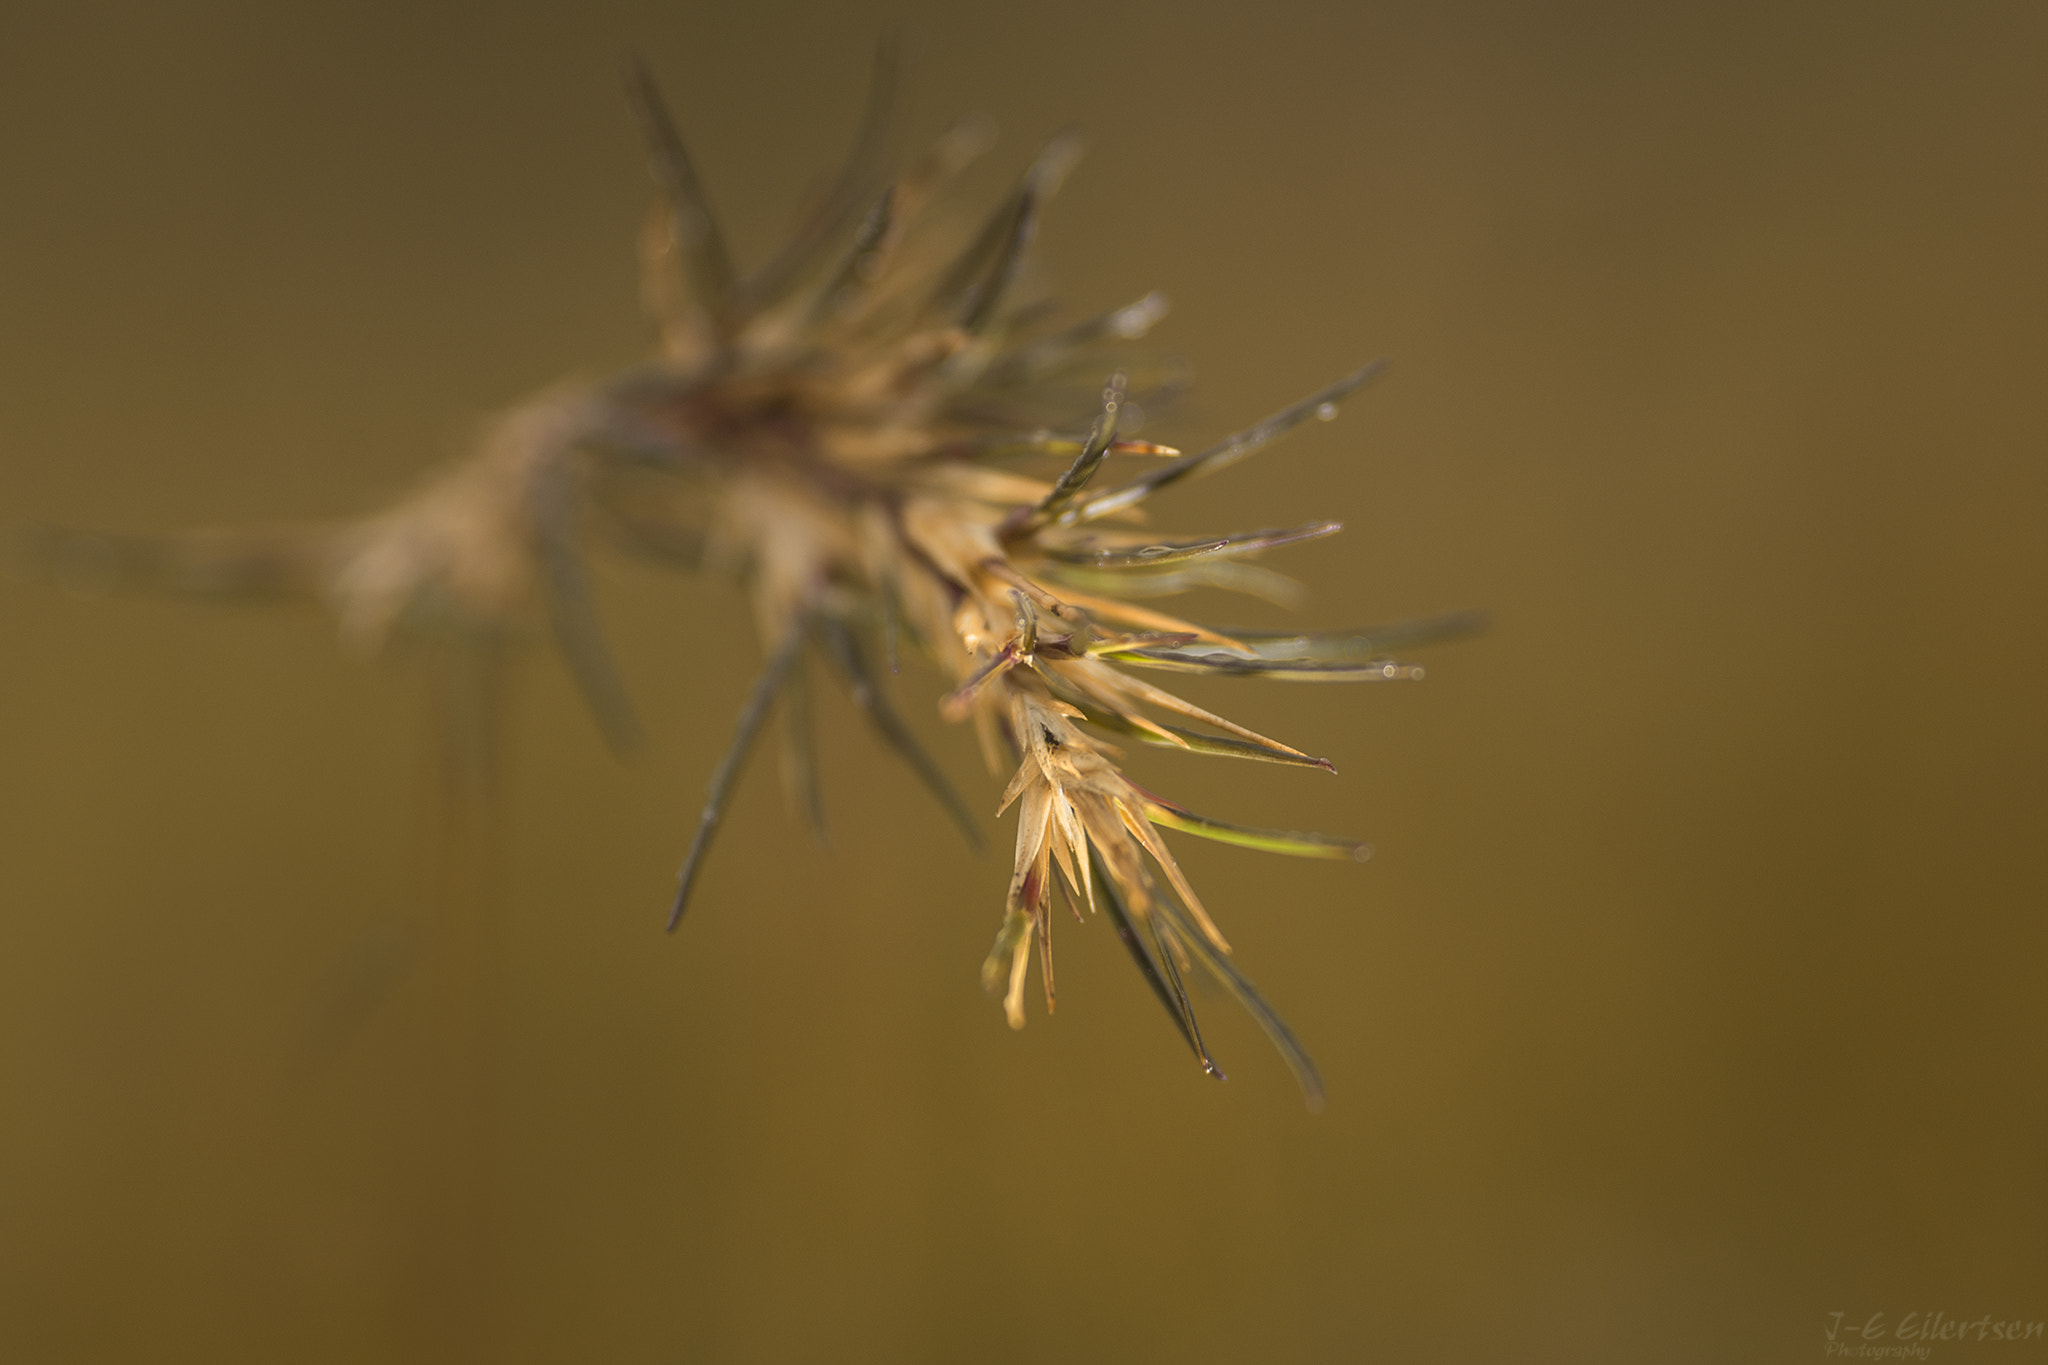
3,1,2045,1360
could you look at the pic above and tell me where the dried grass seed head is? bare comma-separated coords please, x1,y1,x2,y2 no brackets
15,44,1479,1108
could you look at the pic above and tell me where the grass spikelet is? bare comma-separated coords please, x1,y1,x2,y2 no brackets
15,50,1471,1106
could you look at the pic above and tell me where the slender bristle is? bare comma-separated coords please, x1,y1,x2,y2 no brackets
818,617,986,853
623,57,735,328
668,631,803,930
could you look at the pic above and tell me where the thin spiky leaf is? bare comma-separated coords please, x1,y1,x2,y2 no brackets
1095,648,1426,682
1157,895,1324,1110
825,114,996,322
1040,520,1341,570
1090,845,1216,1073
877,567,906,673
667,628,805,929
1081,629,1200,654
1138,790,1371,862
588,499,705,567
1023,655,1188,750
1072,658,1315,760
1041,560,1307,607
1003,374,1125,537
939,642,1022,721
624,57,735,322
733,35,902,316
537,534,644,750
533,468,643,754
426,634,512,813
1034,585,1246,649
1068,704,1338,771
978,291,1171,389
947,354,1193,434
818,616,984,851
1023,664,1325,769
1068,362,1388,525
781,650,828,846
927,133,1083,331
1115,797,1231,955
803,185,896,328
956,191,1040,338
1147,915,1227,1081
951,431,1178,461
7,521,331,602
1219,610,1490,661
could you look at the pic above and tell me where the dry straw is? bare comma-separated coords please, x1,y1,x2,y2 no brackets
18,42,1477,1107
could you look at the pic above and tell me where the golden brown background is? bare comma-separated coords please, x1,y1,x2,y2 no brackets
2,1,2044,1360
